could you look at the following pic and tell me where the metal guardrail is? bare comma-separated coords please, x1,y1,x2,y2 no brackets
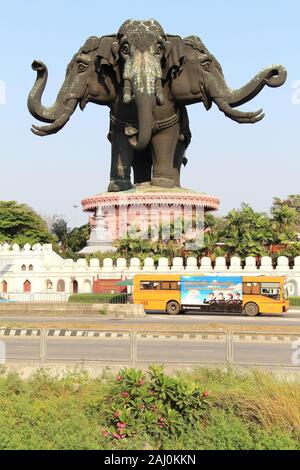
1,329,300,369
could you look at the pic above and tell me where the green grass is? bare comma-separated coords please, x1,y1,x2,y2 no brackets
0,367,299,450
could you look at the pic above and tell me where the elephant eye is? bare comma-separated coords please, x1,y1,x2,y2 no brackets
155,44,163,55
121,44,130,55
201,61,211,72
78,63,88,72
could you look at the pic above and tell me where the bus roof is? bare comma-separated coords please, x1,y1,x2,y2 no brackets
133,274,286,282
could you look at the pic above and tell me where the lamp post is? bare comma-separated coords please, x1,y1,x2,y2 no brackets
73,204,79,228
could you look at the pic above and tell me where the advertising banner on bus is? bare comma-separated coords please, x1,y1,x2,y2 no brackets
180,276,243,310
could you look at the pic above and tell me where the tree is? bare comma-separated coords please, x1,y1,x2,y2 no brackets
270,204,298,244
50,217,69,250
66,224,91,253
0,201,54,246
272,195,300,231
49,216,91,256
219,204,273,258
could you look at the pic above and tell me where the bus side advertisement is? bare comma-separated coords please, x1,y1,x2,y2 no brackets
180,276,243,313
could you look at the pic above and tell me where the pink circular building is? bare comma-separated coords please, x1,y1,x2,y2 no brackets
81,187,220,253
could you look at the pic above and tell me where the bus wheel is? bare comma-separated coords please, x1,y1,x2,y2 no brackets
244,302,259,317
166,301,181,315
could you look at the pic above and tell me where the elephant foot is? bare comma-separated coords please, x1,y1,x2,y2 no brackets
108,180,133,192
151,177,176,189
134,181,152,189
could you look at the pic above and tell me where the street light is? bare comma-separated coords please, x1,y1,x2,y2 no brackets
73,205,79,228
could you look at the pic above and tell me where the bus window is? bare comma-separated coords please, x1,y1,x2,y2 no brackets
251,283,260,295
140,281,160,290
140,281,151,290
243,283,260,295
161,282,170,290
261,283,280,300
162,281,180,290
170,281,180,290
243,283,252,295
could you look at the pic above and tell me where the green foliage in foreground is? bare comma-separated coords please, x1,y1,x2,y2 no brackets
68,293,128,304
0,367,299,450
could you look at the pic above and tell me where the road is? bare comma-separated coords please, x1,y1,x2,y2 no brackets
1,310,300,327
1,335,300,368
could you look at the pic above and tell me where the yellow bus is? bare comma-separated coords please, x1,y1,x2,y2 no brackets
133,274,289,316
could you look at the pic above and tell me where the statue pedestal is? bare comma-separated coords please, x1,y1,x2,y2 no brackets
80,186,220,254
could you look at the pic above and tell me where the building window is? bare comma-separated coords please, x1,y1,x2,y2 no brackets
28,265,34,271
72,280,79,294
46,280,53,290
21,265,26,271
1,280,7,293
23,280,31,293
57,280,65,293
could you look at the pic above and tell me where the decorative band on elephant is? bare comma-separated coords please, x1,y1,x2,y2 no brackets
28,19,287,192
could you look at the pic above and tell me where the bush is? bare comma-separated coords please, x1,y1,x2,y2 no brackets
68,293,128,304
0,367,299,450
289,297,300,307
102,366,209,444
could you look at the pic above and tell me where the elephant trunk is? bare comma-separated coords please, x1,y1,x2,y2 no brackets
222,65,287,108
128,92,154,151
27,61,70,123
212,65,287,124
30,98,79,136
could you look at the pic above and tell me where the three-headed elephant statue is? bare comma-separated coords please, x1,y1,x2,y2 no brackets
28,19,287,193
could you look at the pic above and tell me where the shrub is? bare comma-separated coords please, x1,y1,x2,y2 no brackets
289,297,300,307
68,293,128,304
102,366,209,444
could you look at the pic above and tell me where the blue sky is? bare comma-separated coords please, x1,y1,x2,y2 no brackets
0,0,299,226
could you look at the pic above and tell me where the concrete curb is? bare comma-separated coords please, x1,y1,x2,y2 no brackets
0,303,146,318
0,328,40,337
0,328,299,344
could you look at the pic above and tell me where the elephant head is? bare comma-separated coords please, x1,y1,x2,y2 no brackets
171,36,287,124
28,36,117,136
97,19,185,151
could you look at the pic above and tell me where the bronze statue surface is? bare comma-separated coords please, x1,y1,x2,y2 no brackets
28,19,287,192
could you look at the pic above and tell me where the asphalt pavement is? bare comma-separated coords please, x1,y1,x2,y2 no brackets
0,310,300,327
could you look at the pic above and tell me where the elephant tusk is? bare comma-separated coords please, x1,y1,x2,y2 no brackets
30,110,73,136
214,98,265,124
155,79,165,106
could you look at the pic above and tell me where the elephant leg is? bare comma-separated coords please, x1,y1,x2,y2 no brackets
151,123,179,188
108,128,134,192
172,140,186,187
132,147,152,185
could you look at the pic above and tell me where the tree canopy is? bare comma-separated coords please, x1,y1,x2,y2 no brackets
0,201,54,246
1,196,300,263
49,216,90,257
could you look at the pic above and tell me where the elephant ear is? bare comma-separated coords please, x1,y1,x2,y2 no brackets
163,35,185,80
96,35,120,82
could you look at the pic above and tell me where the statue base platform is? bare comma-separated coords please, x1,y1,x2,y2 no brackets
80,185,220,254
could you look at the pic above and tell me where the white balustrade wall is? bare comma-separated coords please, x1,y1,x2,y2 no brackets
0,243,300,297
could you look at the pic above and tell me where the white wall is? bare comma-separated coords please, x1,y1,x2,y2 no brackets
0,243,300,299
